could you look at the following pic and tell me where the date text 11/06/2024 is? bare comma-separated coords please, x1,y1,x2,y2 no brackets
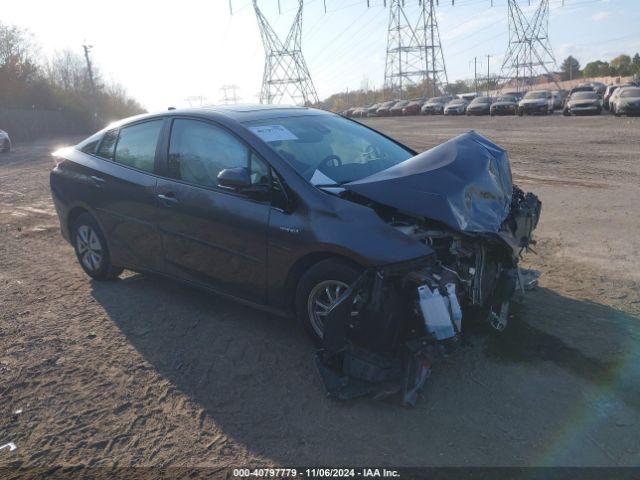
233,468,401,478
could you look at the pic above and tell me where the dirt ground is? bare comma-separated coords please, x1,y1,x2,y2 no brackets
1,113,639,469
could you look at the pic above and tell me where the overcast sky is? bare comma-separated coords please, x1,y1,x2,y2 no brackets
3,0,639,111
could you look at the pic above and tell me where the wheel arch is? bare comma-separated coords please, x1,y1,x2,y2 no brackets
283,251,363,312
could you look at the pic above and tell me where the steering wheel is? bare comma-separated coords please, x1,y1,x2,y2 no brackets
320,154,342,170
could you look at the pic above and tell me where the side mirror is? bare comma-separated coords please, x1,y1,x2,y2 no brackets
217,167,251,190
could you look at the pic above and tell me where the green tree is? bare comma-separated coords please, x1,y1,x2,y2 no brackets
582,60,610,78
560,56,581,81
610,54,632,76
632,53,640,75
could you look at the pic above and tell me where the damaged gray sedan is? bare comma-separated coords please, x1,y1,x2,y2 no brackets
50,105,540,407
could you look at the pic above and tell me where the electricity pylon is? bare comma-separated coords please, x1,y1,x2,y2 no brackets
499,0,559,92
384,0,448,99
253,0,319,105
220,85,241,104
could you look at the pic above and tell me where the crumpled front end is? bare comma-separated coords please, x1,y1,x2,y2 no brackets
315,132,541,406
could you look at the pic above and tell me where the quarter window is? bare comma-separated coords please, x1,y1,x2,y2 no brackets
114,120,163,173
168,119,254,188
96,130,118,160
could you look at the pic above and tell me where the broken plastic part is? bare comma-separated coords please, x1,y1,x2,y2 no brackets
418,285,456,340
445,283,463,332
0,442,16,453
489,301,510,331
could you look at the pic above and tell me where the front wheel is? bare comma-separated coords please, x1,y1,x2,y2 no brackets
72,213,123,281
295,258,361,344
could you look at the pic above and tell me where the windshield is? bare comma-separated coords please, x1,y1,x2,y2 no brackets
524,91,548,99
621,88,640,98
429,96,448,103
471,97,491,104
496,96,515,102
572,92,598,100
449,100,465,105
245,115,413,185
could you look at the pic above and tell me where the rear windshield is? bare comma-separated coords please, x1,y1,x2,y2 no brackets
524,91,548,99
572,92,598,100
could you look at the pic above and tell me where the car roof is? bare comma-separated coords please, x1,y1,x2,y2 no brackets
108,104,332,129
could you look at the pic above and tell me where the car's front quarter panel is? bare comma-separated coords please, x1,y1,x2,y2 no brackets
266,190,434,310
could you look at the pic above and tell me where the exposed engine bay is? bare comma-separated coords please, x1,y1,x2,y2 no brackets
315,132,542,406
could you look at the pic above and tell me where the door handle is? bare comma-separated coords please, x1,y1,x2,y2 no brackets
157,192,179,206
90,175,105,187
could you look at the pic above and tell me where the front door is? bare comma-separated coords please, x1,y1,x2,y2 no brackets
155,118,271,303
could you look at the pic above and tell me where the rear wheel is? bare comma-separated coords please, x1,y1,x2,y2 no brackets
295,258,361,344
72,213,123,281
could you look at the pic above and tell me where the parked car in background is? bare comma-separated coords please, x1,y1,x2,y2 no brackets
589,82,607,96
504,91,523,102
518,90,554,115
552,90,567,109
563,91,602,116
569,85,595,97
459,92,479,102
376,100,398,116
389,100,410,116
365,103,381,117
353,106,372,118
466,96,493,116
490,95,518,116
402,99,425,116
444,98,469,115
341,107,357,117
603,85,619,110
612,87,640,117
0,130,11,153
606,83,637,111
421,96,452,115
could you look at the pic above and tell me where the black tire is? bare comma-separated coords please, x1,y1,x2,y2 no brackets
295,258,361,344
72,213,123,281
563,109,570,116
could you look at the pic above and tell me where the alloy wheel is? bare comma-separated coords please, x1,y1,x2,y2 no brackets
307,280,349,339
76,225,103,272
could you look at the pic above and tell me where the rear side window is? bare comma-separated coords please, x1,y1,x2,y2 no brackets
168,119,249,188
114,120,163,173
97,130,118,160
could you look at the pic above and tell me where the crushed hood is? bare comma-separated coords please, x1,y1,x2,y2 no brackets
344,131,513,233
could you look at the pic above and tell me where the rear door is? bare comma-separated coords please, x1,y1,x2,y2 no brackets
91,119,166,271
155,117,271,303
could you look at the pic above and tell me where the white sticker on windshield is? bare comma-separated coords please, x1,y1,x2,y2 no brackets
248,125,298,142
310,169,336,186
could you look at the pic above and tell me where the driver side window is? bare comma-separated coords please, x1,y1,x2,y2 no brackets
168,119,249,188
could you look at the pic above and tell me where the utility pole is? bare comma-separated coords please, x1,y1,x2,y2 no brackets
470,57,479,94
486,54,491,96
82,43,98,125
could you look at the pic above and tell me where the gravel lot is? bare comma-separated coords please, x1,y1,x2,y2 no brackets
1,114,639,469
